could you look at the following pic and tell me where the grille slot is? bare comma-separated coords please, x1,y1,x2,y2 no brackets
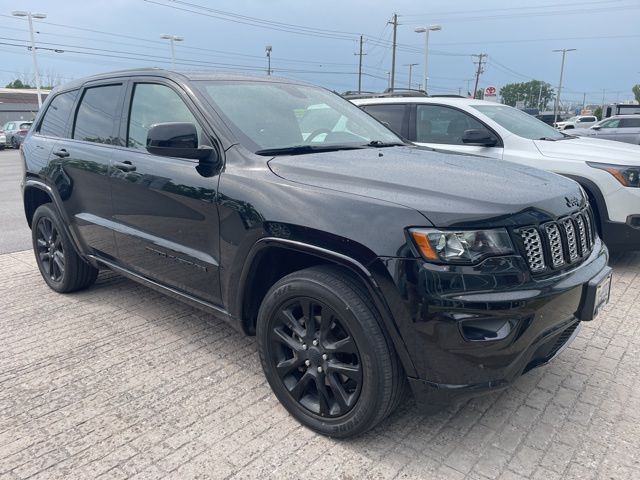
575,214,588,256
562,218,579,262
516,206,595,275
544,223,565,268
520,228,545,272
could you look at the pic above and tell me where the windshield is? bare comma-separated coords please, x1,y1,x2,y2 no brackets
473,104,565,140
195,81,402,153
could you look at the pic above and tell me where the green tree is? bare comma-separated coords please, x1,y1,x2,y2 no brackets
500,80,554,109
633,84,640,104
593,106,603,121
5,79,33,89
475,88,484,100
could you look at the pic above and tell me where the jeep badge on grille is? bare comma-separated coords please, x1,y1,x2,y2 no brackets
565,195,581,208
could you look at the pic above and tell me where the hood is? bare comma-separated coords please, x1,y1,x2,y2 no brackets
268,146,585,228
534,136,640,165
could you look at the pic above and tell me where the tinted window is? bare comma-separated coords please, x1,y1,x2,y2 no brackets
19,122,32,130
416,105,487,145
361,104,407,138
40,91,78,138
577,117,596,123
73,85,123,144
128,83,201,150
621,118,640,128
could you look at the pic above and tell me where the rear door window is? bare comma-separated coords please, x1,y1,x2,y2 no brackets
621,118,640,128
40,91,78,138
73,84,123,144
360,104,408,138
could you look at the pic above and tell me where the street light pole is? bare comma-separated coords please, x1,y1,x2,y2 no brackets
12,11,46,108
160,34,183,69
415,25,442,93
404,63,418,89
265,45,272,75
552,48,576,125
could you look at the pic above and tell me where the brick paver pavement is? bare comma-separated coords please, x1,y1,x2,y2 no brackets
1,249,639,480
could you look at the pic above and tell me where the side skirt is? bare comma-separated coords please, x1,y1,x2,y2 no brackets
88,254,239,331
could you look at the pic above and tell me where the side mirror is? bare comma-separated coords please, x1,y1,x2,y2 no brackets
462,129,498,147
591,125,602,130
146,122,216,162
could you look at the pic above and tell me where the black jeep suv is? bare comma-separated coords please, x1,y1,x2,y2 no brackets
21,69,611,438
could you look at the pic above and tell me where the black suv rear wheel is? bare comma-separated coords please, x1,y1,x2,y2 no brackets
257,266,404,438
32,204,98,293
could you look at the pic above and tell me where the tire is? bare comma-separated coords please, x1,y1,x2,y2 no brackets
11,137,17,149
257,265,404,438
31,204,98,293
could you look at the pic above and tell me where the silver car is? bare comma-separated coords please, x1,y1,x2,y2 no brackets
2,120,33,148
572,115,640,145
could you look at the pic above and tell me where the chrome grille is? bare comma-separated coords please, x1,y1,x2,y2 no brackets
520,227,545,272
517,206,595,275
544,223,565,268
562,218,579,262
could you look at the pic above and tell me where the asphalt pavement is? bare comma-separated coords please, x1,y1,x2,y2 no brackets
0,149,31,254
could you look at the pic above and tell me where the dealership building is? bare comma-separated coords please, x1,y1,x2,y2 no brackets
0,88,49,125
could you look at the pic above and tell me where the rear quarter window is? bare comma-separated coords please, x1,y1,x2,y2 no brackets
39,90,79,138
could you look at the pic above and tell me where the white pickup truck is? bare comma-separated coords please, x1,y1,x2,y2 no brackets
554,115,598,130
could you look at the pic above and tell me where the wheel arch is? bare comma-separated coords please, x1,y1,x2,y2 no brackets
235,238,417,378
563,174,609,230
22,179,92,265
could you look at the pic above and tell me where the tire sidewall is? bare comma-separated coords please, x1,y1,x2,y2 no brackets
257,275,386,437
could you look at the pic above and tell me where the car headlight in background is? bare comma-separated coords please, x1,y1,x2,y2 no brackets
587,162,640,188
409,228,514,264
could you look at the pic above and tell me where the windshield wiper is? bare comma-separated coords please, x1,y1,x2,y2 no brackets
538,137,558,141
255,144,366,156
366,140,405,147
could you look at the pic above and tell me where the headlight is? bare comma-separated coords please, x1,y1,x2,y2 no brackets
587,162,640,188
409,228,515,264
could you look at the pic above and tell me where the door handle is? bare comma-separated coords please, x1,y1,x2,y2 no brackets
53,149,69,158
114,160,136,172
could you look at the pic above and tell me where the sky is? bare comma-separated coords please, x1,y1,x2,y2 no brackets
1,0,639,106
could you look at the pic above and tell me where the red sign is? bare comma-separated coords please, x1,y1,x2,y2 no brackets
484,86,497,96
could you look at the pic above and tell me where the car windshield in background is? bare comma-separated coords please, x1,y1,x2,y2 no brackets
473,104,565,141
196,81,402,154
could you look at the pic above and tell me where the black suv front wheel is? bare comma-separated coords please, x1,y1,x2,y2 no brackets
32,204,98,293
257,266,404,438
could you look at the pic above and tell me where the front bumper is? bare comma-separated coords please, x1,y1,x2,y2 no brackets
380,239,610,412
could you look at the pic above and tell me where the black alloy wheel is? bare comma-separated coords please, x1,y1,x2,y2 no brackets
270,297,362,417
257,266,406,438
31,204,98,293
35,216,65,283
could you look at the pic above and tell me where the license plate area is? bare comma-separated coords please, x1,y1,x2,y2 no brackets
578,267,612,321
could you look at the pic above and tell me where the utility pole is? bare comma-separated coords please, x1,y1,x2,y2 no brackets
582,92,586,111
354,35,366,93
601,89,606,118
472,54,487,99
389,13,398,91
552,48,576,125
265,45,272,75
404,63,418,89
538,84,543,110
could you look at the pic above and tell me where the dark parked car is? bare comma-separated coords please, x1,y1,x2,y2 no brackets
2,120,33,148
20,69,611,437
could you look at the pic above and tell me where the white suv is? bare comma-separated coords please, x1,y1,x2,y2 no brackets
351,95,640,251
